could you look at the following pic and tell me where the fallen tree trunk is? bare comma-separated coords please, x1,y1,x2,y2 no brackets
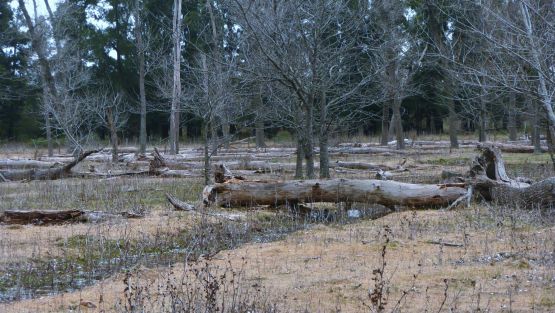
330,161,396,171
0,159,59,169
203,179,467,208
0,150,98,181
0,209,143,225
479,142,547,153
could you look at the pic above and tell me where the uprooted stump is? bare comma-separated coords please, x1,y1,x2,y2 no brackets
471,144,555,209
0,209,143,225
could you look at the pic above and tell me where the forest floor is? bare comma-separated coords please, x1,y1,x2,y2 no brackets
0,136,554,312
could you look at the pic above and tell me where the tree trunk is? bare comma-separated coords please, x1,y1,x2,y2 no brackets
478,117,487,142
19,0,64,155
519,3,555,148
222,119,230,150
532,101,542,153
448,99,459,148
304,102,315,179
255,118,266,148
42,87,54,157
319,91,330,178
295,135,304,179
202,179,467,208
106,107,118,163
210,121,219,155
507,93,517,141
134,1,147,155
204,122,211,186
380,102,390,146
45,109,53,158
169,0,182,155
388,114,395,142
393,96,404,149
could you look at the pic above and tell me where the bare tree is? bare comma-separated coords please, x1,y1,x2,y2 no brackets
18,0,94,156
453,0,553,153
373,0,423,149
169,0,183,155
232,0,379,178
133,0,147,155
87,90,128,162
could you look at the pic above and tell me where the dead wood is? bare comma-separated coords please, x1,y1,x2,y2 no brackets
0,209,143,225
166,193,195,211
478,142,547,153
470,144,554,209
203,179,467,208
166,193,241,221
0,150,99,181
0,159,60,169
214,164,245,183
424,240,464,247
331,161,395,171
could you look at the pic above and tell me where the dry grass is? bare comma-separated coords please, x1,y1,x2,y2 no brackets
1,207,553,312
0,140,554,312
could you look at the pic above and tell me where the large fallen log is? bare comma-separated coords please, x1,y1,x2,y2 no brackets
203,179,467,208
0,159,59,169
479,142,547,153
0,150,98,181
0,209,143,225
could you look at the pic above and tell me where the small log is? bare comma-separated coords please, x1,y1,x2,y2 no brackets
0,209,143,225
166,193,242,221
166,193,195,211
203,179,467,208
0,210,85,225
424,240,464,247
331,161,395,171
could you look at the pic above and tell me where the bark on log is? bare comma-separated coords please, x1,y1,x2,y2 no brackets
0,209,143,225
202,179,467,208
0,150,98,181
